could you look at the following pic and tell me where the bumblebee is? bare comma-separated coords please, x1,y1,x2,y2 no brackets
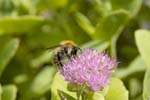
47,40,81,69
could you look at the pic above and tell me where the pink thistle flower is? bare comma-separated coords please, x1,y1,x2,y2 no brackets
60,49,117,91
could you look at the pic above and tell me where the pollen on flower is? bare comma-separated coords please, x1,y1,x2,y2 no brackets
59,49,117,91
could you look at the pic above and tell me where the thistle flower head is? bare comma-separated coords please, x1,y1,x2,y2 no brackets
60,49,117,91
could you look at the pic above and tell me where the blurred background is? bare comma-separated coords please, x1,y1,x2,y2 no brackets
0,0,150,100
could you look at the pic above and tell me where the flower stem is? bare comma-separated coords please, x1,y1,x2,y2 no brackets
77,92,80,100
76,84,86,100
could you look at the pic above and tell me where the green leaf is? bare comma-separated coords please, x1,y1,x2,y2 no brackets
57,89,76,100
30,51,53,68
110,0,143,17
51,73,76,100
135,29,150,68
81,40,104,49
74,12,95,36
12,0,32,14
0,16,45,33
24,66,56,99
93,42,109,52
94,10,129,57
143,69,150,100
98,0,112,16
0,38,19,77
0,84,2,100
105,78,129,100
94,10,129,41
115,56,146,79
81,40,109,52
48,0,68,9
13,74,28,84
1,85,18,100
129,78,142,98
33,0,68,12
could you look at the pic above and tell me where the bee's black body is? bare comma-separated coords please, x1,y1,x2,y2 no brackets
53,45,81,69
47,40,81,69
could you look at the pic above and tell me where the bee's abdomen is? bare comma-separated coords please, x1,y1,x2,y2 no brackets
52,46,81,68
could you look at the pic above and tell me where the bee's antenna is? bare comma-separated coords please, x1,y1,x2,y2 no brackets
46,45,62,50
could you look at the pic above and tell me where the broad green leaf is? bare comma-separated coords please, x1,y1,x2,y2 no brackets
115,56,146,79
105,78,129,100
1,85,18,100
0,16,45,33
24,66,56,99
74,12,95,36
94,10,129,41
110,0,143,17
0,84,2,100
135,29,150,68
143,69,150,100
51,73,76,100
0,38,19,77
94,10,129,57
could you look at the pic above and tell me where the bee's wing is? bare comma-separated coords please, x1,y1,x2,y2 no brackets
46,45,62,52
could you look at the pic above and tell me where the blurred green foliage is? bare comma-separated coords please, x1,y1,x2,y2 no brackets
0,0,150,100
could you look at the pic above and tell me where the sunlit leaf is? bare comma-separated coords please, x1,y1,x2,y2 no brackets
51,73,76,100
1,85,18,100
105,78,129,100
135,29,150,68
115,56,146,79
88,92,105,100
